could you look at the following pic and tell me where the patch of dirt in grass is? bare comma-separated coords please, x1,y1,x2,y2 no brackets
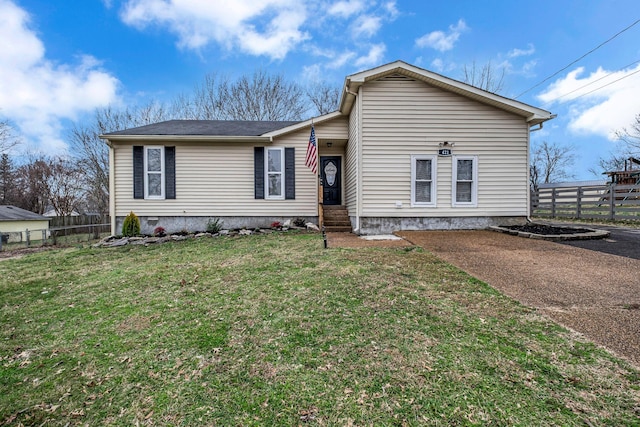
0,246,58,261
116,315,152,334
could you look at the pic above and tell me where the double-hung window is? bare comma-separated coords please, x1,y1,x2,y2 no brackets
411,155,436,207
266,147,284,199
452,155,478,207
145,146,165,199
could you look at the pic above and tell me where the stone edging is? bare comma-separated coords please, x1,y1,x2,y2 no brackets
488,225,610,241
94,223,320,248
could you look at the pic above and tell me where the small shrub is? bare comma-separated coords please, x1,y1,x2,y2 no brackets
122,211,141,237
153,226,166,237
206,218,223,234
271,221,282,229
293,217,306,227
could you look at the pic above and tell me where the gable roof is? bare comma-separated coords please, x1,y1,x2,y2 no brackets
101,120,301,142
0,205,49,222
339,60,554,126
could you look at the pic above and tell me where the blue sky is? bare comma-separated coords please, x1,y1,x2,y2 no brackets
1,0,639,180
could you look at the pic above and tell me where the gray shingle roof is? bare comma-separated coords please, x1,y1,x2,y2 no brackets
0,205,49,221
104,120,301,137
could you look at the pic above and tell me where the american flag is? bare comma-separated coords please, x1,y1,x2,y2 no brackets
305,124,318,174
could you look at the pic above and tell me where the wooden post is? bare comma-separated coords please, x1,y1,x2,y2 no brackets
318,178,324,228
551,188,557,218
576,187,582,219
609,183,615,219
26,229,30,247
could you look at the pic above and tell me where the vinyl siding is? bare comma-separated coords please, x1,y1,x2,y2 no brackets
112,129,321,218
315,117,349,140
345,95,360,214
0,220,49,242
359,77,530,217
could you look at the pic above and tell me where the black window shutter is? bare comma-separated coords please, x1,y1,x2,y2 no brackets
285,147,295,200
165,146,176,199
133,146,144,199
254,147,264,199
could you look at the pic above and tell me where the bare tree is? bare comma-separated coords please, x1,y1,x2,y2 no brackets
46,157,84,217
530,141,576,191
589,150,634,177
306,81,340,115
0,119,20,154
14,155,51,214
615,113,640,150
70,102,172,214
176,70,307,121
462,61,506,94
0,153,17,205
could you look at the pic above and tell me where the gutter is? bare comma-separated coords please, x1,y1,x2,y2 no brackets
98,135,273,143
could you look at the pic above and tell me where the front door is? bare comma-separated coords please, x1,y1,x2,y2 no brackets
321,156,341,205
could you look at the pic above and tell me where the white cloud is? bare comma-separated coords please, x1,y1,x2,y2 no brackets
508,43,535,58
329,51,357,69
354,43,386,68
121,0,309,60
430,58,444,72
328,0,365,17
537,65,640,140
383,1,399,19
352,15,382,38
415,19,468,52
0,0,119,153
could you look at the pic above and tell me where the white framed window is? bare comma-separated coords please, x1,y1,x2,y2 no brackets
452,155,478,207
411,155,437,207
144,146,165,199
266,147,284,199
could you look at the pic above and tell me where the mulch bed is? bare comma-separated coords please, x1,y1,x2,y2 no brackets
502,224,593,235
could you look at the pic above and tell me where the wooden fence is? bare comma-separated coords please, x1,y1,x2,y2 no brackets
531,184,640,221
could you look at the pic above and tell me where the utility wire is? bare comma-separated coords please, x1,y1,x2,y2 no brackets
569,67,640,100
543,59,640,105
515,18,640,99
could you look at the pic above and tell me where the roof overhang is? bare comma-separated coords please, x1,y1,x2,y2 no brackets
261,111,345,138
339,60,555,127
99,135,274,144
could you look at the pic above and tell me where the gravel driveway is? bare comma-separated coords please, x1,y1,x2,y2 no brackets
397,230,640,367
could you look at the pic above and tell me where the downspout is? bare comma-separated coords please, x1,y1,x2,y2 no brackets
108,141,116,235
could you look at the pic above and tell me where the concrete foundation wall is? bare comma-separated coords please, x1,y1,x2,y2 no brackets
356,216,526,235
115,215,319,235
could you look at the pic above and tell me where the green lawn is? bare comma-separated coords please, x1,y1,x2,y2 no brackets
1,232,638,426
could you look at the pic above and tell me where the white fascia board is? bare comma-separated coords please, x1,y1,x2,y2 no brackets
261,111,344,138
99,135,273,143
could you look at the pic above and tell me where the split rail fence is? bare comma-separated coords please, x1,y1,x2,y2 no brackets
531,184,640,221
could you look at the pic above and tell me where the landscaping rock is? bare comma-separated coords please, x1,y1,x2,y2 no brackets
239,229,252,236
103,237,129,247
306,222,320,231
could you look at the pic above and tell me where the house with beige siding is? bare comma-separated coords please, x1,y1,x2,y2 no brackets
0,205,50,243
101,61,554,235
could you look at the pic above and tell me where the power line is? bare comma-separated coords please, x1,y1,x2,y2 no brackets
543,59,640,105
569,67,640,101
515,18,640,99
